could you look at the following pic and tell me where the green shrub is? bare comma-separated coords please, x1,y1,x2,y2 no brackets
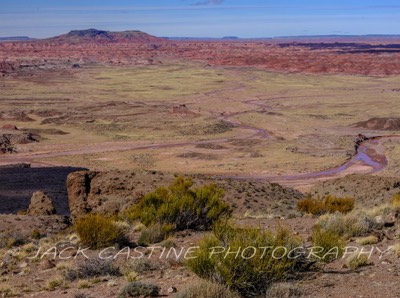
310,226,345,263
125,177,231,231
138,223,172,246
118,282,159,298
297,195,354,215
186,222,303,297
176,279,240,298
74,214,127,249
31,229,41,240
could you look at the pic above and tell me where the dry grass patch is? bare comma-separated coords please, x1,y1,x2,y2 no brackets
45,277,67,291
0,286,16,297
355,236,379,245
389,243,400,257
77,280,91,289
297,195,354,216
345,254,372,270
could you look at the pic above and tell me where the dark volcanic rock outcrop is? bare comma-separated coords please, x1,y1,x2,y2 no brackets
354,117,400,130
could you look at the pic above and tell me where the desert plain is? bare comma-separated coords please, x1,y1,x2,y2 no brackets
0,30,400,297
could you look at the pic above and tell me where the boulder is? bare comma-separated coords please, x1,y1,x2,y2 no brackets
27,191,56,216
167,287,177,293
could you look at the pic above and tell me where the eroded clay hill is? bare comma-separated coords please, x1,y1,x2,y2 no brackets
2,29,400,75
354,117,400,130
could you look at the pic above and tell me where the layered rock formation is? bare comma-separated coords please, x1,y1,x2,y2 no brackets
2,29,400,76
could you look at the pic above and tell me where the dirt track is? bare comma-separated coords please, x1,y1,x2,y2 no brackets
1,112,397,187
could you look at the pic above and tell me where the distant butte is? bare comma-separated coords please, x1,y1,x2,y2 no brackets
45,28,167,43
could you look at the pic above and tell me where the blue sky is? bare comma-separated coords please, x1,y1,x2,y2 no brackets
1,0,400,38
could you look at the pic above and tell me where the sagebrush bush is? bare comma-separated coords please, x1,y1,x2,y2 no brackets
125,177,231,231
122,258,161,275
74,214,127,249
176,279,240,298
118,282,159,298
366,204,394,217
297,195,354,215
65,259,121,281
0,231,27,248
317,211,382,238
186,222,303,297
311,226,345,263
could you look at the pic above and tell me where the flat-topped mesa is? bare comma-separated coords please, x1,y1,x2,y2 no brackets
45,28,167,44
